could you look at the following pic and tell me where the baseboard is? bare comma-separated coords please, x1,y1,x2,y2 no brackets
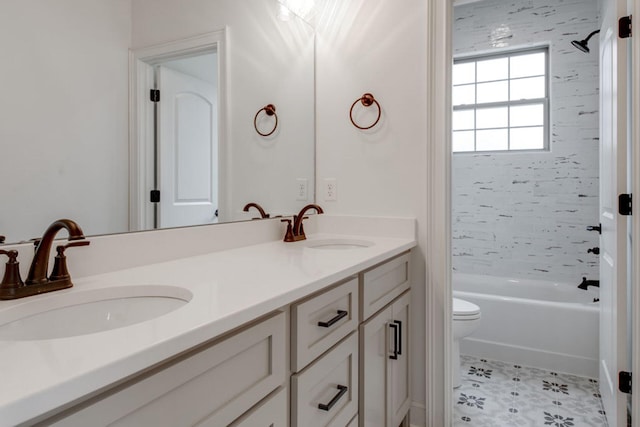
461,337,599,378
409,401,426,427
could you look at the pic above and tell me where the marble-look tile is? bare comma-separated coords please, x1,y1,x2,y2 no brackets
453,355,609,427
451,0,600,284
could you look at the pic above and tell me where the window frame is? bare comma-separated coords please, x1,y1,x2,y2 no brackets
452,46,550,154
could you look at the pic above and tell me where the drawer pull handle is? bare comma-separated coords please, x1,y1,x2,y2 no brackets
394,320,402,355
318,385,349,411
389,322,399,360
318,310,348,328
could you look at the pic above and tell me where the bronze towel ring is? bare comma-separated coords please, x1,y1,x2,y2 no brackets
349,93,381,130
254,104,278,136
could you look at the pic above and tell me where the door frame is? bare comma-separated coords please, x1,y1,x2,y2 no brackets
425,0,452,425
632,0,640,419
427,0,640,425
128,30,228,231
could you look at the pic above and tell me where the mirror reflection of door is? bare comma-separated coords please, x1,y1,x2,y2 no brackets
152,53,219,229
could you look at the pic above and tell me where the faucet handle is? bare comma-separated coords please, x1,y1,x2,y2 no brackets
49,240,90,281
281,219,295,242
0,250,24,289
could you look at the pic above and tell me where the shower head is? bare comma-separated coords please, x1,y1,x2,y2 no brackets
571,39,590,53
571,29,600,53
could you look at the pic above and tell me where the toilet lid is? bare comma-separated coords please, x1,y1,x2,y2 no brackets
453,298,480,318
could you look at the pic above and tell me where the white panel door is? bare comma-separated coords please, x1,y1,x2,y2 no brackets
158,66,218,228
599,1,629,424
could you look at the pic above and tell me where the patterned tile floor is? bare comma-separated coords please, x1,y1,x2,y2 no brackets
453,355,609,427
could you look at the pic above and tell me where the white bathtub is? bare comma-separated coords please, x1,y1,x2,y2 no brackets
453,272,600,378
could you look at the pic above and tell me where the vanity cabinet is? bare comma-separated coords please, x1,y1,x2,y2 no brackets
34,250,412,427
290,250,412,427
42,311,287,427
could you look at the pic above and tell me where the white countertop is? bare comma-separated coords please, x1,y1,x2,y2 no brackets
0,230,415,426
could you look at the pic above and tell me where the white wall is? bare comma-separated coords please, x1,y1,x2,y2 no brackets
131,0,315,220
0,0,131,242
314,0,429,422
451,0,601,284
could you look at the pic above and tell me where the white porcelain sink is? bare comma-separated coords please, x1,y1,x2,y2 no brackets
0,285,192,341
304,238,375,250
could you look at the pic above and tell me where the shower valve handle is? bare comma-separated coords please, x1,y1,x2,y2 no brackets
587,247,600,255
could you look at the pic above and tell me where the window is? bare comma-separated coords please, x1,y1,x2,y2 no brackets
452,47,549,153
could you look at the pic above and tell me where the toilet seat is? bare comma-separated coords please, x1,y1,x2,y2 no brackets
453,298,480,320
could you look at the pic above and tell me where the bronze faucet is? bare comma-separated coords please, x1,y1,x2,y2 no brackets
243,202,270,219
281,204,324,242
0,219,89,300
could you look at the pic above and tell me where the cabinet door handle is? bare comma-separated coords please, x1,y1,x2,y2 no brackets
318,310,348,328
318,385,349,411
394,320,402,355
389,322,399,360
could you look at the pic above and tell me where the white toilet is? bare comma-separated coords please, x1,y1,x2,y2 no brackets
452,298,481,388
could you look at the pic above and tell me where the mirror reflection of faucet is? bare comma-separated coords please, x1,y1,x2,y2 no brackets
0,219,89,300
242,202,270,219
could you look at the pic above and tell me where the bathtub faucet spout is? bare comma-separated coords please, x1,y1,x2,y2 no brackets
578,277,599,290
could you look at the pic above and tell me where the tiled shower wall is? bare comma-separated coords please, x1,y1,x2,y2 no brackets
452,0,600,283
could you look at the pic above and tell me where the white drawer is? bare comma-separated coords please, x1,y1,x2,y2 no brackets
291,277,359,371
346,414,358,427
291,332,358,427
229,387,288,427
47,311,287,427
360,252,410,321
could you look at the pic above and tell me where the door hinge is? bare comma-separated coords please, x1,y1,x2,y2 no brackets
619,193,632,215
150,190,160,203
619,371,632,394
150,89,160,103
619,15,632,38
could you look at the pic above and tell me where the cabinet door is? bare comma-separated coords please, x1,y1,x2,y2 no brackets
388,292,410,427
359,305,392,427
360,291,410,427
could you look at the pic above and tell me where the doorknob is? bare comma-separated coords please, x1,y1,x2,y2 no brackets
587,247,600,255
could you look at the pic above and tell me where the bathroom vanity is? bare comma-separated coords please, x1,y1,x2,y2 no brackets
0,216,415,426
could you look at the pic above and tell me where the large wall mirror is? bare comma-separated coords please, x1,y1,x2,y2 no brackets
0,0,315,245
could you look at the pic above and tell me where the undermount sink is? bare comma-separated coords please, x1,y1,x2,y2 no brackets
0,285,192,341
304,238,375,250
